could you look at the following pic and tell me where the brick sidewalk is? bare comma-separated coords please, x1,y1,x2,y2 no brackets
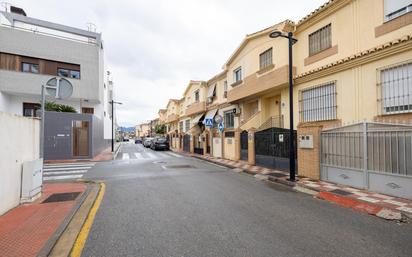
0,183,87,257
172,149,412,217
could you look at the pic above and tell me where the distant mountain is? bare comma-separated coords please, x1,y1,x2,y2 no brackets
118,127,135,133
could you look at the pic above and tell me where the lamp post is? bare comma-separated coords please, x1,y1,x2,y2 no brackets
269,30,298,181
110,100,123,152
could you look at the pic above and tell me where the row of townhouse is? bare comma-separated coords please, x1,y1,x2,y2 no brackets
156,0,412,199
0,6,114,160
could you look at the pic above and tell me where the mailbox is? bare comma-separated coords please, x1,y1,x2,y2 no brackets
299,134,314,149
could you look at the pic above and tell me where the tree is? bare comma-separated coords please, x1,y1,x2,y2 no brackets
45,101,77,113
155,124,166,134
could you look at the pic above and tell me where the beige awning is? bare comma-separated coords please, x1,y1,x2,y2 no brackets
204,109,218,121
191,113,205,125
207,84,216,98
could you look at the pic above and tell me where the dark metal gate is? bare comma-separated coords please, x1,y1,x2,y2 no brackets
183,134,190,152
255,127,297,171
240,130,248,160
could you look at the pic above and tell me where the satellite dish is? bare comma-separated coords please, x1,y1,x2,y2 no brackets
45,77,73,99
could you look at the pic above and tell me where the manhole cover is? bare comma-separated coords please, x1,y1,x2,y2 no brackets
330,189,352,196
42,192,81,203
164,165,196,169
267,173,287,178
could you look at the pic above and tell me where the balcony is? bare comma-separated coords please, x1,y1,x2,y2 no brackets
227,65,295,102
185,101,206,116
166,114,179,123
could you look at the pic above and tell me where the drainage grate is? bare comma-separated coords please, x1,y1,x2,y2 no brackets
42,192,81,203
330,189,352,196
267,173,287,178
163,165,196,169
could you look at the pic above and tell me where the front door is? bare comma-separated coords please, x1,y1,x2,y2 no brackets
72,120,89,157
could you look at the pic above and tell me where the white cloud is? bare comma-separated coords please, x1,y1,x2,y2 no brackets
9,0,327,126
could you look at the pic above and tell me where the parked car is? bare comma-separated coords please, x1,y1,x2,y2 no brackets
143,137,154,147
150,137,169,151
135,137,142,144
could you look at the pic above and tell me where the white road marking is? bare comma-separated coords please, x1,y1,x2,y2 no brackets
167,152,182,158
122,153,130,160
43,166,93,171
146,152,157,159
157,153,170,158
134,152,143,159
44,162,96,168
43,170,87,176
43,174,84,181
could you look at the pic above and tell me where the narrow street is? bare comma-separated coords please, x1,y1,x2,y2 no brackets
80,143,412,257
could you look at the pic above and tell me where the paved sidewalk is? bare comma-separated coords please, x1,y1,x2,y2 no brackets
0,183,87,257
172,149,412,218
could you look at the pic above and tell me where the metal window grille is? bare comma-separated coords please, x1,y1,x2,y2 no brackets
378,61,412,115
224,81,228,98
259,48,273,70
179,121,183,132
309,24,331,56
194,90,200,102
299,81,337,122
224,111,234,128
234,67,242,82
185,120,190,132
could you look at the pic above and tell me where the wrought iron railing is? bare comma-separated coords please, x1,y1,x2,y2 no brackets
257,115,284,131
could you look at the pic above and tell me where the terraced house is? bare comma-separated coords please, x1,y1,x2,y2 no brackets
160,0,412,199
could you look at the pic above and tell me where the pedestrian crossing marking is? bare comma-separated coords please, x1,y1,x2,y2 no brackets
146,152,157,159
167,152,182,158
44,170,87,176
134,153,143,159
43,166,93,171
43,174,84,181
122,153,130,160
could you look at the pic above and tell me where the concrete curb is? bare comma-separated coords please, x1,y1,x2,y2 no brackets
37,182,93,257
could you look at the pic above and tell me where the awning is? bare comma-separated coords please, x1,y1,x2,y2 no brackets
191,113,205,125
207,84,216,98
203,109,218,124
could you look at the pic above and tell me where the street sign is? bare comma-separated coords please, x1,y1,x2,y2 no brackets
46,77,73,99
218,122,224,133
204,118,213,128
214,114,223,124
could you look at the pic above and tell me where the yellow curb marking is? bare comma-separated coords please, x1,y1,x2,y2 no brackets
70,183,106,257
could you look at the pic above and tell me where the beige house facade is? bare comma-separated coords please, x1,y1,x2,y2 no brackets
159,0,412,199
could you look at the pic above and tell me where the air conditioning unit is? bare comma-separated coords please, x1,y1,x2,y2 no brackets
21,159,43,203
207,97,213,104
232,107,241,115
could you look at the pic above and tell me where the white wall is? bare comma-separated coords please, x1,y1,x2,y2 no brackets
0,112,40,215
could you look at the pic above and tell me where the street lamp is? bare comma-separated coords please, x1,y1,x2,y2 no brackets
110,100,123,152
269,30,298,181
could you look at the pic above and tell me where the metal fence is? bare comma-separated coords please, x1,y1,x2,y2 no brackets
321,122,412,176
321,121,412,199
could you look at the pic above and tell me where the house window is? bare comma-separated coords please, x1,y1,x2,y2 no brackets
299,81,337,122
384,0,412,21
309,24,332,56
179,121,184,132
224,110,235,128
194,90,200,102
379,61,412,114
233,67,242,83
22,62,39,74
185,119,190,132
58,68,80,79
259,48,273,70
82,107,94,114
23,102,41,117
224,81,228,98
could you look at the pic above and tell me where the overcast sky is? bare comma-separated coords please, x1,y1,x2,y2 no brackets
11,0,326,127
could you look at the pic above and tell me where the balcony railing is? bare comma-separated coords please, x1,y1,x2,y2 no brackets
258,115,284,131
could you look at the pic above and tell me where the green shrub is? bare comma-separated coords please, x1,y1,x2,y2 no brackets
45,101,77,113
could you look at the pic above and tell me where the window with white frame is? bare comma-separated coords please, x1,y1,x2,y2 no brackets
299,81,337,122
233,67,242,83
194,90,200,102
379,61,412,114
259,48,273,70
384,0,412,21
224,110,235,128
185,119,190,132
309,24,332,56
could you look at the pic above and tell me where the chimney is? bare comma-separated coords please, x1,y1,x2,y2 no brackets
10,6,26,16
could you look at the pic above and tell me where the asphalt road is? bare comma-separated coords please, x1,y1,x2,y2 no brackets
81,142,412,257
